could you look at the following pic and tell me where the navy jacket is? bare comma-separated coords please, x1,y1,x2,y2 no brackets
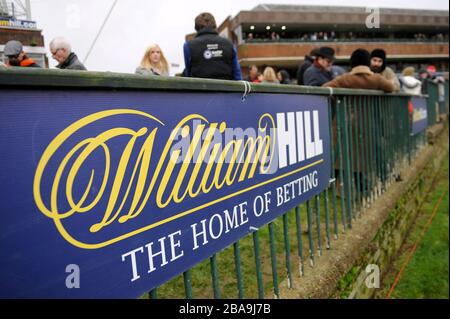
183,28,242,80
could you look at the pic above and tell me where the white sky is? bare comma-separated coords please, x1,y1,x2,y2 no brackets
29,0,449,75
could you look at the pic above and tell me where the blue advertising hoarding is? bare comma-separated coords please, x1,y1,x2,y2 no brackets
0,89,330,298
410,97,428,135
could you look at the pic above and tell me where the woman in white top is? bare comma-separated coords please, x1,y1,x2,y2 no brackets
400,67,422,95
135,44,170,76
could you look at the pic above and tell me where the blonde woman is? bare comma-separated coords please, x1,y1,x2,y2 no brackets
262,66,279,84
136,44,170,76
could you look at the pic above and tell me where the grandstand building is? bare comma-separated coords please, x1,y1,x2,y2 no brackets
210,5,449,78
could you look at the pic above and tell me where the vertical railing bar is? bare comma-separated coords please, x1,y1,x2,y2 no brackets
347,96,356,219
371,96,380,198
314,195,323,256
400,97,406,171
210,254,221,299
371,96,377,201
358,95,367,211
399,97,411,171
393,97,399,180
149,288,157,300
335,98,347,231
354,96,362,217
368,96,375,203
403,96,408,171
252,230,264,299
327,98,339,239
403,97,410,168
324,188,331,249
268,223,280,298
342,96,353,228
282,213,293,289
364,96,370,207
306,200,315,266
385,96,390,187
408,97,413,161
295,206,305,277
389,96,395,186
377,96,384,196
380,96,386,193
183,270,193,299
233,241,245,299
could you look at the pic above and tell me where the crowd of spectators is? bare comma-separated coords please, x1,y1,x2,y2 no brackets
1,11,446,96
244,31,449,43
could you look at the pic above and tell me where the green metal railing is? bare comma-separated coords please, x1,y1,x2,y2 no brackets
0,68,448,299
148,87,446,300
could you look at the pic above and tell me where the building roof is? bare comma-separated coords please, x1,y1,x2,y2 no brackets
228,4,449,31
251,4,449,16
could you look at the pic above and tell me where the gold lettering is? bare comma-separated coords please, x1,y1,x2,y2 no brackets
33,110,279,249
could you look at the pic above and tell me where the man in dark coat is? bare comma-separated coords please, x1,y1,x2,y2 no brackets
49,37,87,70
296,48,319,85
303,47,335,86
183,12,242,80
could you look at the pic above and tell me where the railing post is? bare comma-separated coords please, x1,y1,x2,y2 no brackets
347,97,357,218
183,270,193,299
323,189,331,249
327,98,339,239
282,213,293,289
149,288,157,299
306,200,315,266
210,254,221,299
233,241,245,299
341,96,353,228
335,98,347,231
314,195,323,256
268,223,280,298
252,230,264,299
295,206,305,277
354,96,362,217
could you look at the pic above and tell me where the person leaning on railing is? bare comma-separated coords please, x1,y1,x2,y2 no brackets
322,48,395,92
323,49,395,197
370,49,401,92
303,47,336,87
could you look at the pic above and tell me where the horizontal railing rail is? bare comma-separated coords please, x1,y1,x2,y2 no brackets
0,68,412,96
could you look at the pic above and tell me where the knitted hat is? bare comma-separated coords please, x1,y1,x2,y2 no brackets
350,49,371,68
370,49,386,61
